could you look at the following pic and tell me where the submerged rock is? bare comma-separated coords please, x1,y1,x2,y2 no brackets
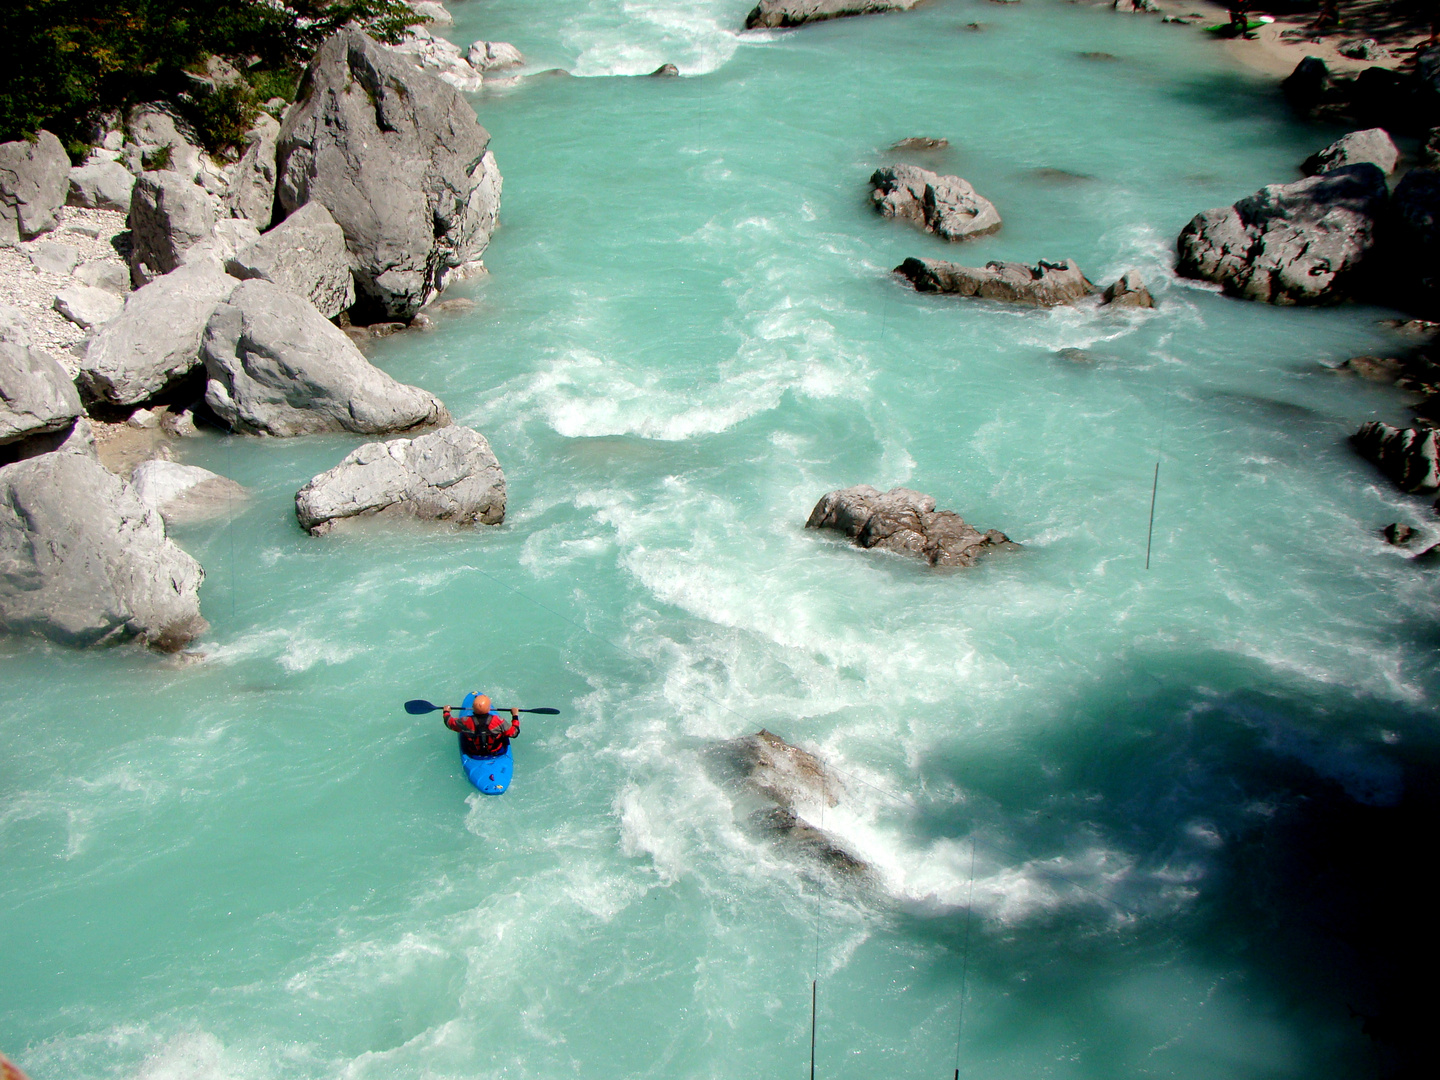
0,452,205,650
1351,421,1439,493
1383,522,1416,546
870,165,1001,242
896,256,1094,307
807,485,1017,567
276,27,502,320
745,0,920,29
130,459,248,525
890,137,949,151
295,424,505,535
202,280,449,437
1176,164,1387,305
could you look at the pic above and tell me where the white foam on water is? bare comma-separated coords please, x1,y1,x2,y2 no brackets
564,0,750,77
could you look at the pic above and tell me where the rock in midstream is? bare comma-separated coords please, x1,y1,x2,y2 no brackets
870,165,1001,242
202,279,449,437
1351,421,1440,493
276,27,502,321
1302,128,1399,177
0,451,206,650
807,485,1017,567
295,424,505,535
895,257,1094,307
745,0,920,29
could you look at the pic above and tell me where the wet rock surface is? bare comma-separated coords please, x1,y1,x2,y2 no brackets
807,485,1017,567
295,424,505,535
1351,421,1439,493
896,256,1094,307
131,460,248,525
745,0,919,28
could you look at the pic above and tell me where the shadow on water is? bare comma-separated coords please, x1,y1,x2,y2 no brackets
903,648,1439,1080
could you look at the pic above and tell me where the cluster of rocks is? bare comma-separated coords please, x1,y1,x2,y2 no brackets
0,17,516,652
713,729,866,874
806,485,1017,567
870,165,1001,242
1283,50,1440,136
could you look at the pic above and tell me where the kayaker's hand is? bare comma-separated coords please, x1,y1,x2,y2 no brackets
510,708,519,719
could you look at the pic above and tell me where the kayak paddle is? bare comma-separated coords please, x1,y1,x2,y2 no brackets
405,699,560,716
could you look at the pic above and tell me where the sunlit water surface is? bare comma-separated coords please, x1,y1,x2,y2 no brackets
4,2,1437,1078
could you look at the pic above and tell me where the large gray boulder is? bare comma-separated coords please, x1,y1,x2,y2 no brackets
123,105,205,182
806,485,1016,567
895,257,1094,307
276,28,502,321
202,279,449,436
1176,163,1388,305
295,424,505,535
0,452,206,650
1351,422,1439,493
79,261,239,407
870,165,1001,242
130,459,248,524
468,41,523,70
745,0,919,28
1,340,83,445
224,115,280,230
128,171,223,284
1302,128,1399,177
1,131,70,245
226,201,355,319
53,285,124,330
67,160,136,212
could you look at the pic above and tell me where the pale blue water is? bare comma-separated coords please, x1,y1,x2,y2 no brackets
4,3,1436,1078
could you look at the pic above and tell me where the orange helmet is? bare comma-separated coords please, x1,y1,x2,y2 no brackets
473,694,491,716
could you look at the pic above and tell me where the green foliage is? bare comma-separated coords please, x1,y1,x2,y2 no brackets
140,143,172,172
0,1,427,152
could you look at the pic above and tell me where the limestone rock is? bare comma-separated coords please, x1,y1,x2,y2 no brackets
295,423,504,535
0,131,70,245
7,415,97,462
1176,163,1387,305
891,137,949,151
123,106,205,182
67,160,135,212
0,304,32,347
202,279,449,437
870,165,1001,242
745,0,919,29
0,340,83,445
53,285,124,329
130,459,248,524
410,0,453,25
0,452,205,649
467,41,524,70
896,256,1094,307
27,241,80,277
226,201,355,319
1352,421,1439,493
806,484,1016,567
1101,271,1154,308
1302,128,1399,176
128,171,222,284
79,261,239,407
277,28,501,320
392,25,484,92
75,260,130,295
224,114,280,230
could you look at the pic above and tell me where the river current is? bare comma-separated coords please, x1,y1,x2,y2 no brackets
3,2,1437,1078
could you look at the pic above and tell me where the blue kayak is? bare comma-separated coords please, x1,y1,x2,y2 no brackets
457,691,514,795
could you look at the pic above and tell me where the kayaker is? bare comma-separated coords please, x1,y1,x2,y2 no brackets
444,694,521,758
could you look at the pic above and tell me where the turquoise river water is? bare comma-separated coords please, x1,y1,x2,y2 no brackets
4,2,1439,1078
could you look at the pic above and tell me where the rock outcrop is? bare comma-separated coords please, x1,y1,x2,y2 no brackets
79,261,239,407
1351,421,1439,493
1176,164,1388,305
226,201,355,319
1,131,70,246
202,280,449,436
0,452,206,649
130,459,248,524
807,485,1016,567
870,165,1001,242
224,114,280,230
294,424,505,535
745,0,919,28
1302,128,1399,177
276,27,502,321
896,256,1094,307
1101,271,1154,308
67,160,136,213
1,339,83,446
